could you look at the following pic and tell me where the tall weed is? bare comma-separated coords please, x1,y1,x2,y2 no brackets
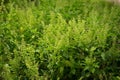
0,0,120,80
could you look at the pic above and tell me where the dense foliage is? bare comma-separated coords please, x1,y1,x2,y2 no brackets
0,0,120,80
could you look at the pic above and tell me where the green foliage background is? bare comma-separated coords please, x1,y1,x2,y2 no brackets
0,0,120,80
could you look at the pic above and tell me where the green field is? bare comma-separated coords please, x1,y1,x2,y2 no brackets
0,0,120,80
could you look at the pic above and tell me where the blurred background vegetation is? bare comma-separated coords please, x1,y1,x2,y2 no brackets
0,0,120,80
